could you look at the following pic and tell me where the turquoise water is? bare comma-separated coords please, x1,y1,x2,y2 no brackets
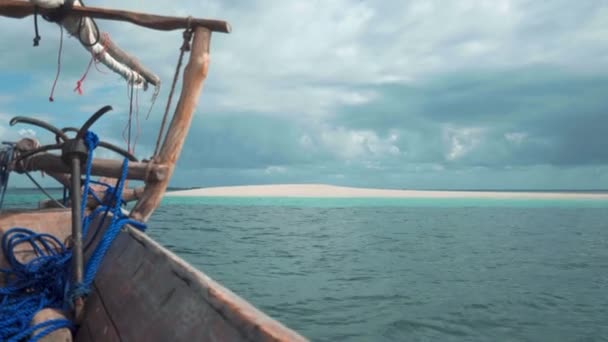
162,195,608,208
3,192,608,341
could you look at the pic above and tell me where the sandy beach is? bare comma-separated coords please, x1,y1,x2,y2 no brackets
166,184,608,200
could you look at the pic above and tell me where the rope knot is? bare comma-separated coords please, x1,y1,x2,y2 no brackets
68,283,90,304
33,6,41,47
84,131,99,150
181,24,193,52
74,80,84,95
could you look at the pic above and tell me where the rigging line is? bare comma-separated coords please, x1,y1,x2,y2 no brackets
33,6,41,46
121,81,133,149
145,84,160,120
49,26,64,102
74,55,94,95
128,82,134,153
23,171,66,208
75,32,110,95
153,25,193,158
134,86,141,154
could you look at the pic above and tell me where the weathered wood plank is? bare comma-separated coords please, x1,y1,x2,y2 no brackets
75,284,121,342
130,27,211,222
77,319,94,342
15,154,167,182
84,225,307,341
92,237,246,341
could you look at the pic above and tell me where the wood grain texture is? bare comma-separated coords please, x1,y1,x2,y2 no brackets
75,284,121,342
78,225,308,341
130,27,212,223
0,0,231,33
15,153,168,182
38,182,143,210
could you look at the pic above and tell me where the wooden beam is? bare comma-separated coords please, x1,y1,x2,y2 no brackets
0,0,231,33
38,185,145,209
15,153,168,182
130,27,211,222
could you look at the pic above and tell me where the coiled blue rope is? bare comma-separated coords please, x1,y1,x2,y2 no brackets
0,131,146,341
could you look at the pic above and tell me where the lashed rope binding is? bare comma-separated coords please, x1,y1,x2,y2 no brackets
0,131,146,341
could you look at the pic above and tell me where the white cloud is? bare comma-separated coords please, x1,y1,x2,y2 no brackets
443,125,485,161
504,131,527,145
318,126,401,160
2,0,607,119
1,1,607,189
18,128,37,138
264,165,287,174
338,91,377,106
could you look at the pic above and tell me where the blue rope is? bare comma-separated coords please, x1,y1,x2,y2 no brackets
0,131,146,341
0,229,73,341
62,187,69,206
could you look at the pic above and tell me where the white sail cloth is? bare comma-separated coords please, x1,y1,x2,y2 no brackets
29,0,153,88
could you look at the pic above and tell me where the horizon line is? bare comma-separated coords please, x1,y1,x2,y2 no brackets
7,186,608,193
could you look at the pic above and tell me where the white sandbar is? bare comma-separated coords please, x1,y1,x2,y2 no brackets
166,184,608,200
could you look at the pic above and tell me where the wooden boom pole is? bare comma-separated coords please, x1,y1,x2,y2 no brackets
0,0,231,33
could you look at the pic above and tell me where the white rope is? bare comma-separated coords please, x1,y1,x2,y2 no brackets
89,43,145,87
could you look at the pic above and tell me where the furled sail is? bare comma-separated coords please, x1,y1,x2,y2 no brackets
30,0,160,90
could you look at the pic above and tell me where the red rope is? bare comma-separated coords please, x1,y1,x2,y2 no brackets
48,26,64,102
73,57,94,95
74,32,110,95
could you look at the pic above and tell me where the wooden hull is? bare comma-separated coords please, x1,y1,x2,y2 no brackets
0,209,307,342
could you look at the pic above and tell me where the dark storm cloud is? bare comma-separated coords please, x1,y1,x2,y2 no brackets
332,67,608,168
177,113,322,169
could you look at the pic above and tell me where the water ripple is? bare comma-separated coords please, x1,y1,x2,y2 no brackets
146,204,608,342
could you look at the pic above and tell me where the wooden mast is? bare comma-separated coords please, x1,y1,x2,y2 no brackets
130,27,211,222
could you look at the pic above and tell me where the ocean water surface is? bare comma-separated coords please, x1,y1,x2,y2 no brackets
3,192,608,341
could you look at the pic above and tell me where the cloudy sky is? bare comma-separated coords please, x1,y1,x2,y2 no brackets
1,0,607,189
